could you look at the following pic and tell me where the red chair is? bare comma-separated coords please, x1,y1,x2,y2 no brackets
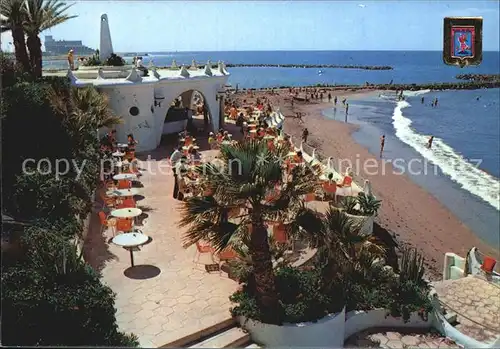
217,248,238,275
117,179,131,189
116,218,133,233
117,197,136,209
273,223,288,244
193,241,215,266
481,256,497,273
98,211,116,235
338,176,353,196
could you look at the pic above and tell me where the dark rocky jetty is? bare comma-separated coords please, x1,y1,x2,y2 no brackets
240,80,500,92
223,63,393,70
456,74,500,82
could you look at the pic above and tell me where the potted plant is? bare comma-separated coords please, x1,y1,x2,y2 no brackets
339,192,381,235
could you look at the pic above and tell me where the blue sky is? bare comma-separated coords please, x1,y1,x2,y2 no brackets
1,1,499,52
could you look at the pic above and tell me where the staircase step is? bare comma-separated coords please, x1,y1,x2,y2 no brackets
190,326,250,348
160,318,236,348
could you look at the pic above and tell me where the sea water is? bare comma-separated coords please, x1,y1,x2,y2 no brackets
323,89,500,247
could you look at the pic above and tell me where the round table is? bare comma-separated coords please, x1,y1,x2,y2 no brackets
113,173,137,181
112,232,149,267
106,188,141,197
221,141,232,145
263,135,275,140
117,143,128,149
249,129,257,133
183,145,200,151
112,151,125,157
111,207,143,218
286,152,297,157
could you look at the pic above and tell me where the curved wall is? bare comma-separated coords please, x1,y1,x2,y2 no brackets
98,84,156,152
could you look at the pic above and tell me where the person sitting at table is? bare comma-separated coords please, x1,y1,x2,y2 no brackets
257,127,265,138
222,131,231,141
127,133,138,151
216,131,224,143
208,132,217,149
294,151,304,164
189,147,202,164
236,112,245,127
322,172,337,201
173,155,189,200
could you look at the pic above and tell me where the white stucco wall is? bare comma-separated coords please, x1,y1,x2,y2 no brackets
97,84,156,152
152,76,228,145
239,308,346,347
344,309,431,340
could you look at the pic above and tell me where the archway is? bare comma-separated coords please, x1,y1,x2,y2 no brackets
162,89,213,135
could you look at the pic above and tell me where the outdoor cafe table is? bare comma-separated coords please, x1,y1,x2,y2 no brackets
112,232,149,267
117,143,128,149
111,207,142,219
113,173,137,181
106,188,141,198
263,135,275,140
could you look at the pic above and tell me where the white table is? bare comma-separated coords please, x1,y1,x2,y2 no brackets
111,207,142,218
112,151,125,157
263,135,275,140
113,173,137,181
106,188,141,198
117,143,128,149
112,232,150,267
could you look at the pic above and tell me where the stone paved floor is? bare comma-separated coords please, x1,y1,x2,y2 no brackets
433,275,500,343
85,144,239,348
344,329,460,348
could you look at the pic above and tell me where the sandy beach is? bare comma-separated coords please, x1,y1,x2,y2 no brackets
230,88,499,279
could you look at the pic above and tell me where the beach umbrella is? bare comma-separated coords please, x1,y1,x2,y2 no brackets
363,180,373,196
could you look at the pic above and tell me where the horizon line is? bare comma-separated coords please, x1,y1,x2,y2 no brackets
111,49,500,53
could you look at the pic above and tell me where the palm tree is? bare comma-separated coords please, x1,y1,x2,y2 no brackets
24,0,76,78
179,140,319,325
49,86,122,129
292,207,387,305
0,0,31,73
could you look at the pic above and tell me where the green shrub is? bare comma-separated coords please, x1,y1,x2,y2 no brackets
104,53,125,67
231,267,343,324
1,228,139,346
83,53,101,66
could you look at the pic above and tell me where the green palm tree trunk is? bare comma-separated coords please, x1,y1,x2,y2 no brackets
11,26,31,73
26,34,42,78
249,219,281,325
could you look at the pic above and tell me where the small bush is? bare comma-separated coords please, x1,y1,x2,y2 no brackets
230,267,343,324
104,53,125,67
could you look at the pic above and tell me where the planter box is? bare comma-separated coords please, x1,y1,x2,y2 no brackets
344,213,374,235
238,307,346,347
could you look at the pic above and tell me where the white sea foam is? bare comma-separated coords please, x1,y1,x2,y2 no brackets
392,98,500,211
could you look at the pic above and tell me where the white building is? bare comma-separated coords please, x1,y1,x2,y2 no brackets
53,14,230,152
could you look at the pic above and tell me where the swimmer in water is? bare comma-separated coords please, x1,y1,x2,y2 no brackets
380,135,385,158
421,97,424,104
427,136,434,149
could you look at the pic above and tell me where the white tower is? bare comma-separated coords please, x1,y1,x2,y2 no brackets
99,14,114,61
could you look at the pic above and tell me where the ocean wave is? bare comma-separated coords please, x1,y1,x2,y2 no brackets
402,89,431,97
392,100,500,210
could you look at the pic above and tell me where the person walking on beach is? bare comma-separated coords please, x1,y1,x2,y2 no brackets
67,49,75,70
421,97,425,104
380,135,386,158
342,98,346,106
302,128,309,143
345,103,349,115
427,136,434,149
328,93,332,103
334,96,338,105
